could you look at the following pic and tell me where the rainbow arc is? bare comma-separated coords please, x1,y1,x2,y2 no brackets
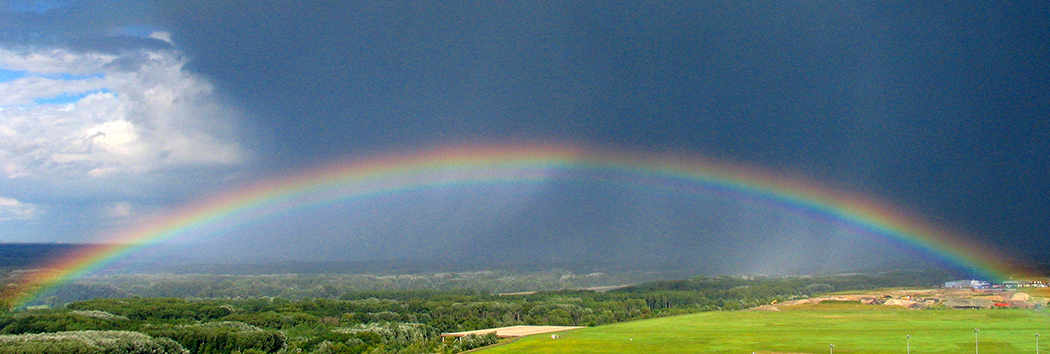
0,143,1027,308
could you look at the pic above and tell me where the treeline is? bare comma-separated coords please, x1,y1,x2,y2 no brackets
22,269,689,307
609,270,951,311
0,331,188,354
0,270,951,354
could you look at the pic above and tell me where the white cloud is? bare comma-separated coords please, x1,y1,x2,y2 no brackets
0,46,245,180
149,31,174,44
0,48,117,75
0,196,40,221
104,201,133,218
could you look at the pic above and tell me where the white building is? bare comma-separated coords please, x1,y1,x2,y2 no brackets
944,279,990,288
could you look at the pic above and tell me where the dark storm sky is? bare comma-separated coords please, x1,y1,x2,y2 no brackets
1,1,1048,266
162,1,1050,253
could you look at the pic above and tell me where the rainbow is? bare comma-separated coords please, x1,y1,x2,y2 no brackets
1,143,1029,308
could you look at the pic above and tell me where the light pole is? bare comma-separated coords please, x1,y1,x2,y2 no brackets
975,328,979,354
907,334,911,354
1037,333,1040,354
829,343,834,354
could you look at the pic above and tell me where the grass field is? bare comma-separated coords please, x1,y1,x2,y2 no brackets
478,303,1050,354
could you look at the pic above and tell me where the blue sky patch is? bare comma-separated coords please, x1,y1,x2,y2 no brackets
33,89,112,105
0,69,28,83
1,70,103,83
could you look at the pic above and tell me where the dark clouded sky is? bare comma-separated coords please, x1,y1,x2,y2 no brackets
1,1,1048,272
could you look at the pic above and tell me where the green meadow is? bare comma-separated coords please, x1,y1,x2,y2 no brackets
479,304,1050,354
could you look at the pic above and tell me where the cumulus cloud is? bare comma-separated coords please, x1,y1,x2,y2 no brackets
0,45,245,180
0,196,40,221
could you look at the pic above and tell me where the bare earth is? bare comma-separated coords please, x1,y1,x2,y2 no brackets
442,325,585,338
748,288,1049,311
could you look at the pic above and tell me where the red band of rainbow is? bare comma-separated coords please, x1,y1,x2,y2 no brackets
1,143,1028,308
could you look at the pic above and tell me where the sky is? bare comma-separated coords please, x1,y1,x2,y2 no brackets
0,1,1047,274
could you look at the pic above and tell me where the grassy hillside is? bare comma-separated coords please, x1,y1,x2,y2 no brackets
479,304,1050,354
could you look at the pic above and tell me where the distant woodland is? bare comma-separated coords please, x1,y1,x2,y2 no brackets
0,269,952,354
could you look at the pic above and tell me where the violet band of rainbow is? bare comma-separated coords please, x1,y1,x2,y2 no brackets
2,143,1027,308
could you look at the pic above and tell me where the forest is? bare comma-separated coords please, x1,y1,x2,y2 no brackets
0,269,951,354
